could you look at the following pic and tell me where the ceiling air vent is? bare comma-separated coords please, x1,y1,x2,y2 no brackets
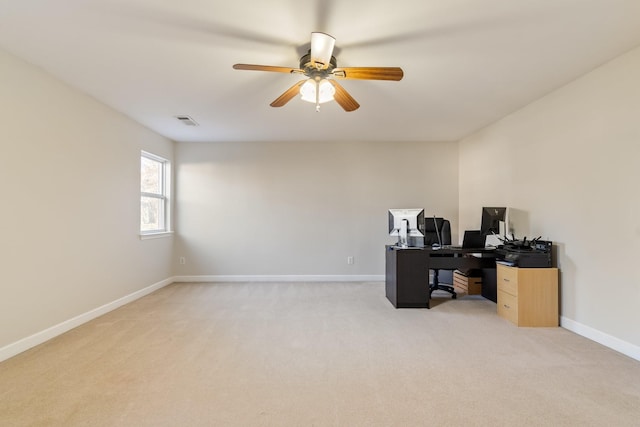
175,115,199,126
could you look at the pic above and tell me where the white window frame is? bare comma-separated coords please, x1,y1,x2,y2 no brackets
140,151,172,239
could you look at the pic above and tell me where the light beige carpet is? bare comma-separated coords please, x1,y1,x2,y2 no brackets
1,282,639,426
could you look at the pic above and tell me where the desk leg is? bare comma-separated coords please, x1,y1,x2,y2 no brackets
386,248,430,308
425,258,431,309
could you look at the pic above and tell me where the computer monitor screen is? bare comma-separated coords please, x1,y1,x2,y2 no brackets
481,207,507,236
388,208,425,247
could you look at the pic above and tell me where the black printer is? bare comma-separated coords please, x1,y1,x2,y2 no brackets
496,237,553,268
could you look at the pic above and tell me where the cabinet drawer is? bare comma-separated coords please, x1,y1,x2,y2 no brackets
497,290,518,324
497,264,518,296
453,274,467,290
454,273,482,295
453,283,468,293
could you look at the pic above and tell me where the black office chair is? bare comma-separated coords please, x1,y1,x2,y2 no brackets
424,218,456,300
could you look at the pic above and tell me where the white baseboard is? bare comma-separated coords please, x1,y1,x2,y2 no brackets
561,316,640,361
173,274,385,283
0,277,174,363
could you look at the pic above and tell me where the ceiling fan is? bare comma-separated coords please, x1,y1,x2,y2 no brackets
233,32,404,112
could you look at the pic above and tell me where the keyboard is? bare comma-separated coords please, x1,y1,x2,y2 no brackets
431,244,462,250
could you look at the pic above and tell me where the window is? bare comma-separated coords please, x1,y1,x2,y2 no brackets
140,151,170,235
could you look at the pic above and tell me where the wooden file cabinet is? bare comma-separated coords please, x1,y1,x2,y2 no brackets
453,271,482,295
496,264,559,327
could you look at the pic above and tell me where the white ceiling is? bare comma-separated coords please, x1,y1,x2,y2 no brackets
1,0,640,143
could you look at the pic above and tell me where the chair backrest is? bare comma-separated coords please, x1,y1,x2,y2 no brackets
424,217,451,246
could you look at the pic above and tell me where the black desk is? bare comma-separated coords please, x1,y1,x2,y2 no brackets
385,245,498,308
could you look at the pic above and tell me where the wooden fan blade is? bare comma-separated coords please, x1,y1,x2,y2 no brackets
329,80,360,112
332,67,404,81
233,64,303,74
270,80,306,107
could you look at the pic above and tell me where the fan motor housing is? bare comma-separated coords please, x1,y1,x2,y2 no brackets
300,52,337,76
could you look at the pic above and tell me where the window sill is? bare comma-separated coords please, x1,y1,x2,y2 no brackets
139,231,174,240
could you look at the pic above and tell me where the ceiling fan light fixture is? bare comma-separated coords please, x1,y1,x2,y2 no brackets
233,32,402,112
300,79,335,104
310,32,336,68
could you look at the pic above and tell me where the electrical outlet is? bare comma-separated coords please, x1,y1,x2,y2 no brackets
179,257,186,265
347,256,354,265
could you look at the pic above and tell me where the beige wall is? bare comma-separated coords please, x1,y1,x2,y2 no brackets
173,140,459,277
0,50,175,350
459,46,640,352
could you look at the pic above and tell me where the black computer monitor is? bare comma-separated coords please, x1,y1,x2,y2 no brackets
481,207,507,236
388,208,425,247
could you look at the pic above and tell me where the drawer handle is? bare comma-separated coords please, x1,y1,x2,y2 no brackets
503,304,510,309
503,278,510,282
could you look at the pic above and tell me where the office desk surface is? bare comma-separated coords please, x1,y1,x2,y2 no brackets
385,245,498,308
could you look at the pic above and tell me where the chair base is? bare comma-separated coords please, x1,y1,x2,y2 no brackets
429,283,457,300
